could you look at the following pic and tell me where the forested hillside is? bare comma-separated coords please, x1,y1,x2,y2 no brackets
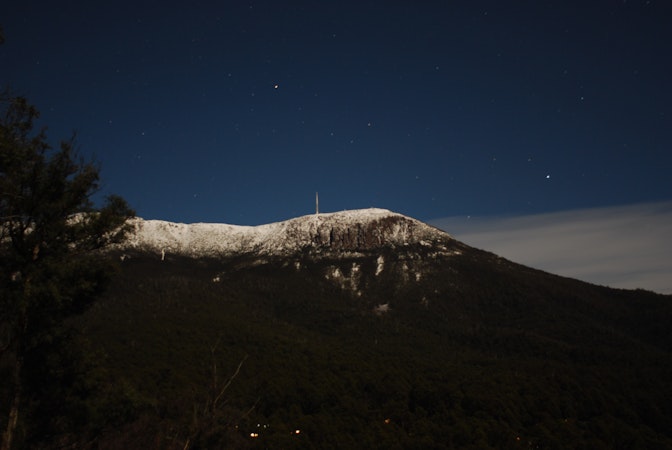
23,243,670,449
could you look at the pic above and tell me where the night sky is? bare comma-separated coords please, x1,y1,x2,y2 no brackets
3,1,671,292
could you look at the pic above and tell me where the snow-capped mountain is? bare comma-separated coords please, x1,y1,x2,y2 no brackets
122,208,457,258
93,207,672,449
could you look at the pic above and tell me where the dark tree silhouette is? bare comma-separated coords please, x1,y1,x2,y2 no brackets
0,91,134,450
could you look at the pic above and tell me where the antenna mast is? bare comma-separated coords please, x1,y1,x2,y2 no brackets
315,192,319,215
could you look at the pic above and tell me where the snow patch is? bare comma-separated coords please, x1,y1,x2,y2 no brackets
349,262,361,292
375,255,384,276
374,303,390,315
325,266,343,280
325,263,362,294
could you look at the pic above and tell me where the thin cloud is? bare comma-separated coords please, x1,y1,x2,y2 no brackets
430,202,672,295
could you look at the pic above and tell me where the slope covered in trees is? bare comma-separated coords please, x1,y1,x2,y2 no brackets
45,243,672,449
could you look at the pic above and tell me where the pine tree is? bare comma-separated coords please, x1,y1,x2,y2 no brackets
0,91,134,449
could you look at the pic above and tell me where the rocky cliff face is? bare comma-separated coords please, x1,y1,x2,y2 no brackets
121,208,456,258
311,214,432,250
282,210,453,254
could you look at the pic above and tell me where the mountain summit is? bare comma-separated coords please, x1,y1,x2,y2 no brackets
122,208,456,258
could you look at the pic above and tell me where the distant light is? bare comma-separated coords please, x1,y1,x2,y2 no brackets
294,429,301,434
274,84,279,89
250,432,259,438
384,418,391,424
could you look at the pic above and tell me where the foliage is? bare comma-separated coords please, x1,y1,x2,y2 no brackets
0,91,134,449
51,246,672,449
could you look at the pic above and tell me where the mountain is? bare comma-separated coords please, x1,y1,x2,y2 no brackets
32,210,672,448
122,208,457,257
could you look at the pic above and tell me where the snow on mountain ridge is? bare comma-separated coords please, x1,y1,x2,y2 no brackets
122,208,452,258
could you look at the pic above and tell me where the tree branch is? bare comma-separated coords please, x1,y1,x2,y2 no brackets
212,354,248,412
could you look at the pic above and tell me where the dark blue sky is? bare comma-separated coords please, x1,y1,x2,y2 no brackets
3,1,671,225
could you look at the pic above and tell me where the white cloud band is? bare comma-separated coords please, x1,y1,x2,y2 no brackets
430,202,672,295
